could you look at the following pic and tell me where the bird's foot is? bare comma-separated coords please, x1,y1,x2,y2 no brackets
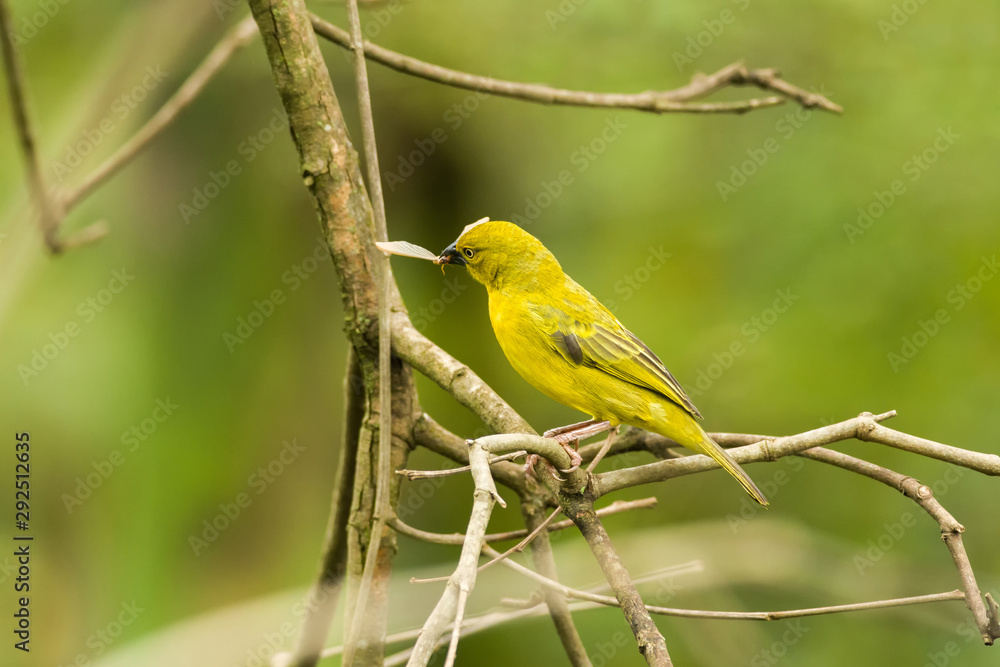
524,453,567,481
525,420,612,479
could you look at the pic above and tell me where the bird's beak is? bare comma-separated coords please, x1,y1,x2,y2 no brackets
435,242,466,266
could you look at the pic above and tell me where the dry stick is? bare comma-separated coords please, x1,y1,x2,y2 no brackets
0,0,65,252
411,413,528,494
320,584,955,667
2,14,256,252
799,446,1000,645
518,502,593,667
860,424,1000,476
485,544,968,621
406,440,505,666
393,315,537,437
397,450,527,480
593,411,898,498
477,507,561,573
411,507,565,584
397,326,596,662
61,15,259,212
340,0,395,662
562,501,672,666
247,0,406,665
501,561,706,609
289,349,364,667
407,420,615,665
390,498,657,547
310,16,841,115
444,587,469,667
581,423,997,640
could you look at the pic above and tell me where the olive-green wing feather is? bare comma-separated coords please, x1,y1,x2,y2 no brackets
535,295,702,420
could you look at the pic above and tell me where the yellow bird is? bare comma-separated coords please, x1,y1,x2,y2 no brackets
436,219,767,506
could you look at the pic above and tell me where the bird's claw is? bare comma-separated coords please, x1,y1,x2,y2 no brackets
559,447,583,474
523,453,571,481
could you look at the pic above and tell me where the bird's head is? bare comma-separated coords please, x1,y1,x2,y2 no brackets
436,219,561,292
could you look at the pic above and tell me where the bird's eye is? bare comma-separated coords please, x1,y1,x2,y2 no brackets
463,248,475,259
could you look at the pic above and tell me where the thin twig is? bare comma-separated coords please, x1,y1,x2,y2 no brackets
519,499,593,667
444,586,469,667
397,450,526,480
406,439,503,666
560,501,672,666
586,426,620,472
310,16,841,115
799,447,999,645
341,0,395,659
394,316,537,437
486,544,969,620
411,506,565,585
593,411,898,498
61,15,259,212
411,414,529,494
478,507,561,573
391,497,657,547
0,0,62,252
288,349,363,667
860,424,1000,476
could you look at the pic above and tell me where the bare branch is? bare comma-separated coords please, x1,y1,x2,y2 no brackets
560,500,672,666
397,450,526,480
411,413,529,494
0,0,63,251
407,439,502,666
520,500,592,667
61,15,258,214
486,545,968,620
859,424,1000,476
593,411,897,498
394,315,536,436
339,0,398,661
391,498,656,547
288,349,363,666
309,16,840,115
800,446,999,645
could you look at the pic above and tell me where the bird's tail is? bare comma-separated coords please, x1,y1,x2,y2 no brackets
688,427,769,507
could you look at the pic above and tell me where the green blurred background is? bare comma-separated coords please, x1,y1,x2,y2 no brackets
1,0,998,665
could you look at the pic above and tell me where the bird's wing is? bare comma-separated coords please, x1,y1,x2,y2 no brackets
534,296,703,420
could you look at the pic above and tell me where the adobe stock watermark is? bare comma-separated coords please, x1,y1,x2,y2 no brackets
180,107,289,223
5,0,73,48
248,585,336,667
727,455,805,532
929,594,1000,667
383,91,489,192
854,465,965,574
509,116,628,227
410,276,468,332
51,66,169,183
844,126,959,243
544,0,589,29
587,567,689,666
56,601,144,667
687,287,799,397
62,397,179,514
672,0,752,72
887,254,998,372
17,268,135,386
877,0,931,40
189,438,306,556
223,237,330,352
749,620,810,666
715,89,832,201
600,245,672,315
